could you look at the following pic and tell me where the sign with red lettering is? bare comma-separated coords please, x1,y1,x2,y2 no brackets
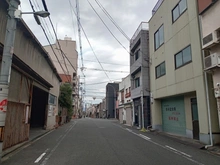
0,99,7,112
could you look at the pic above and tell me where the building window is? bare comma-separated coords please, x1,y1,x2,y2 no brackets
175,45,192,69
154,24,164,50
156,62,166,79
134,77,140,88
49,94,57,105
172,0,187,22
121,91,124,103
135,49,140,61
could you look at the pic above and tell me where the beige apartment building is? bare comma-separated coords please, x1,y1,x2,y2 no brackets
149,0,219,144
44,37,79,117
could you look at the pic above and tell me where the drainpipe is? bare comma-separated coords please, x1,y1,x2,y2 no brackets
198,15,213,148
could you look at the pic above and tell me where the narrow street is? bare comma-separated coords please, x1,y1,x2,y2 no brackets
2,118,220,165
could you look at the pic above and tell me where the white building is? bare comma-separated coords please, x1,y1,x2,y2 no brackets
118,75,132,126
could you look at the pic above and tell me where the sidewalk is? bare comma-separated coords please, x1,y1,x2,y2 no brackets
155,130,220,156
2,128,52,159
119,122,220,156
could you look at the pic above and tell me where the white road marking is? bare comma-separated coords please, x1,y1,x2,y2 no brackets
165,145,192,158
115,124,204,165
34,153,46,163
40,123,76,165
139,134,151,140
126,128,132,132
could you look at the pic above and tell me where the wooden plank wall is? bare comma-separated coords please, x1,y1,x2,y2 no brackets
3,102,30,149
3,72,32,150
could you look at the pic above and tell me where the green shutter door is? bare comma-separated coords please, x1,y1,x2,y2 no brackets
161,96,186,135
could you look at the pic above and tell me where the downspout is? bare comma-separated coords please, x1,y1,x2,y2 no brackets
198,15,213,148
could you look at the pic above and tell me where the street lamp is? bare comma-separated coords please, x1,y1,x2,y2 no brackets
0,0,50,160
15,10,50,18
14,10,50,25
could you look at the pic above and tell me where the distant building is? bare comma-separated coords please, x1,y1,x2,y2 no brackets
118,75,132,126
44,37,79,117
106,83,119,118
130,22,151,128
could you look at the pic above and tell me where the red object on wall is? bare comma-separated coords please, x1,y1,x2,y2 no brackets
0,99,7,112
197,0,212,14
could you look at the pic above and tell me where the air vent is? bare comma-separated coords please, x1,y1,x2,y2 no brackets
203,33,213,45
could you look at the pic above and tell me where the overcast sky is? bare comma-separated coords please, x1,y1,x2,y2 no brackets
19,0,158,104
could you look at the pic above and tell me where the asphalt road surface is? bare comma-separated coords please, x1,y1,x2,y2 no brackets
2,118,220,165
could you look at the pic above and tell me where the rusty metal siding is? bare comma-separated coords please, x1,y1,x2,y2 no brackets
14,27,56,85
3,102,30,150
8,69,30,103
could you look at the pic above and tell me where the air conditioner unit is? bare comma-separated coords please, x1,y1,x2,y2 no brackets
202,30,220,49
214,89,220,98
204,53,220,70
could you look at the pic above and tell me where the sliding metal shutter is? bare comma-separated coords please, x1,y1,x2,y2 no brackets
161,96,186,135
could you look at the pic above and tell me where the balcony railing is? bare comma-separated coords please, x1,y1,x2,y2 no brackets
152,0,164,15
131,22,149,45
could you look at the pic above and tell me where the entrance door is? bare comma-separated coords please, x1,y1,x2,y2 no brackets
191,98,200,140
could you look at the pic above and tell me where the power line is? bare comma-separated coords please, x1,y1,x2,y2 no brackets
86,79,120,85
95,0,130,41
83,59,129,66
41,0,78,74
93,1,150,61
69,0,111,82
33,0,54,43
83,67,129,73
87,0,130,55
28,0,71,83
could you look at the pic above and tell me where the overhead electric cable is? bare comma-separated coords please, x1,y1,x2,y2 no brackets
33,0,54,42
28,0,71,82
86,79,121,85
41,0,76,75
95,0,130,41
87,0,130,55
69,0,111,81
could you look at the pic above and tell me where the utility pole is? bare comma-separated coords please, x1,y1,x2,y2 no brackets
0,0,20,159
140,90,146,132
76,0,85,113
